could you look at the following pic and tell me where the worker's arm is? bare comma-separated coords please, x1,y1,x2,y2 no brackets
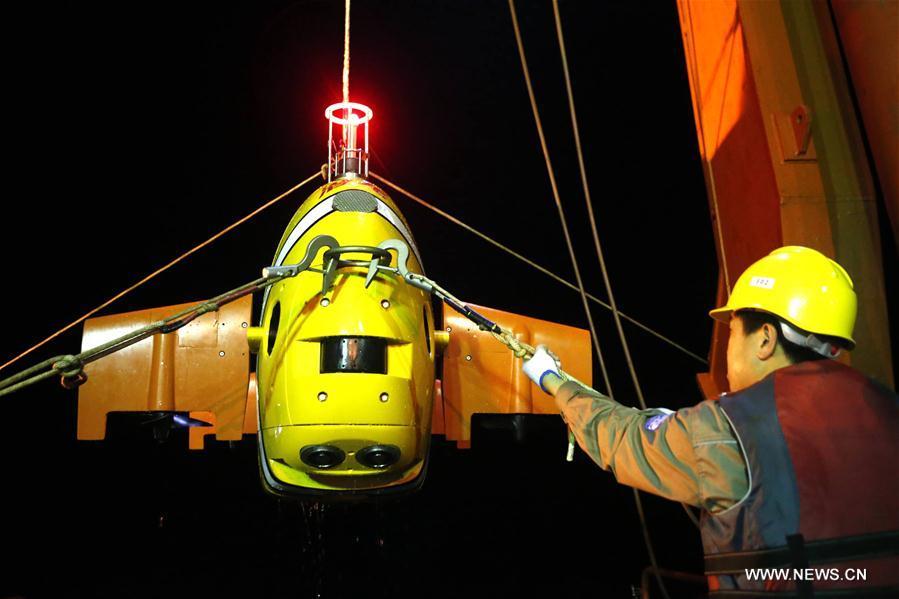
546,373,748,513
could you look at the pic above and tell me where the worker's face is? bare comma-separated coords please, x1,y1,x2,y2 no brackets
725,315,776,392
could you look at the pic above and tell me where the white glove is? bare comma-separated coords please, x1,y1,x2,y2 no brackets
523,345,561,393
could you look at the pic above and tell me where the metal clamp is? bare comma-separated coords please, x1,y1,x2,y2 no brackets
265,236,413,295
363,239,437,294
321,245,392,294
364,239,411,287
262,235,340,280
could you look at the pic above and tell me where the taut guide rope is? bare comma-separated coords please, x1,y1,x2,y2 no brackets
368,174,708,366
0,171,322,375
511,2,678,597
508,0,614,400
0,272,293,397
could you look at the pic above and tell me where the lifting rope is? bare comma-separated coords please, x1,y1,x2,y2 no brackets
0,171,322,375
342,0,351,105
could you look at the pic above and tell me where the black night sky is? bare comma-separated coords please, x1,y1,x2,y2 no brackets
2,2,894,598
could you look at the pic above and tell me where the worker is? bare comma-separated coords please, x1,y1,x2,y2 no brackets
523,246,898,597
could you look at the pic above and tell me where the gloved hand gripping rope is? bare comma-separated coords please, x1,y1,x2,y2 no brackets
494,336,579,461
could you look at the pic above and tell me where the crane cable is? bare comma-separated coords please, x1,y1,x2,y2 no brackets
342,0,351,105
509,2,675,597
0,171,322,375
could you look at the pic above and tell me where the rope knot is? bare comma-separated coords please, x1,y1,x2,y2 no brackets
53,355,82,376
53,356,88,389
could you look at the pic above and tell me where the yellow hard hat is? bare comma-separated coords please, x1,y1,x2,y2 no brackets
709,246,857,349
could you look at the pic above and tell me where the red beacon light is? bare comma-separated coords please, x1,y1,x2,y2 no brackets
325,102,372,182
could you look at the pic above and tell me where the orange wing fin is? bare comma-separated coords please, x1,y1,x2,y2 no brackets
76,296,255,449
437,303,592,448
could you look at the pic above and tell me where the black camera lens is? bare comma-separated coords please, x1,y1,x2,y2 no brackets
300,445,346,469
356,445,401,469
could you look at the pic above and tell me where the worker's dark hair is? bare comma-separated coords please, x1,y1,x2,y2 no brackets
735,310,841,364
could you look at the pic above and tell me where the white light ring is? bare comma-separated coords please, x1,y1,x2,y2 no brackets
325,102,373,126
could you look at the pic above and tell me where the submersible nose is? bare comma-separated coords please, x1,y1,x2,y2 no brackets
300,445,346,469
356,445,401,469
